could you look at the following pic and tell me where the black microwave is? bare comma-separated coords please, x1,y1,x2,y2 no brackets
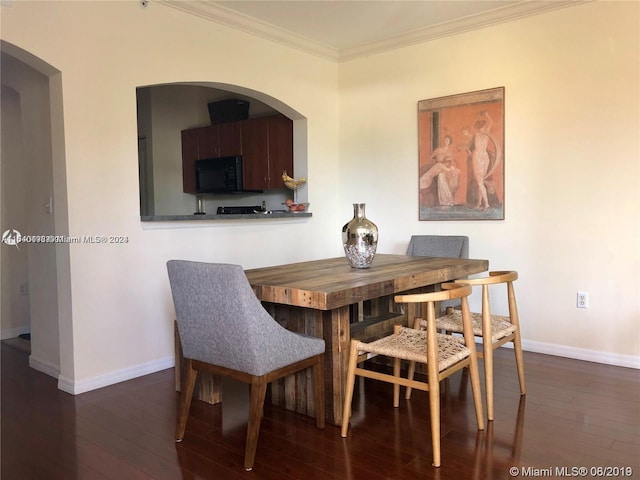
195,156,244,194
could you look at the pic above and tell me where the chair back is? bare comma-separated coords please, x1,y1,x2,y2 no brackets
458,270,517,285
395,283,474,335
395,283,478,375
406,235,469,259
167,260,324,376
395,282,473,304
456,270,519,324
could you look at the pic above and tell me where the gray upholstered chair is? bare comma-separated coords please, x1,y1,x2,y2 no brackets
406,235,469,312
166,260,325,471
406,234,469,259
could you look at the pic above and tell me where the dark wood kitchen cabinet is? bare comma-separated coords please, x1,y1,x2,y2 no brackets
181,113,292,193
181,128,199,194
242,113,293,190
181,122,242,193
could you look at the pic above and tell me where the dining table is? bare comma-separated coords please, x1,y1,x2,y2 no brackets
175,253,488,426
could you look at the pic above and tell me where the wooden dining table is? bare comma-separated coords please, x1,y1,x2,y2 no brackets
243,253,488,426
175,254,488,425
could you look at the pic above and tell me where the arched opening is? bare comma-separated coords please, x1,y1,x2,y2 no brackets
136,82,308,217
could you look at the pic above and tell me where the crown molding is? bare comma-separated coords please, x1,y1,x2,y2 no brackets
158,0,586,63
158,0,340,61
339,1,586,62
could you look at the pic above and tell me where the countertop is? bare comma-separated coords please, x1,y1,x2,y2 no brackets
140,211,312,222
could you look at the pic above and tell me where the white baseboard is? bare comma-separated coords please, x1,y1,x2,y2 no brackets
29,354,60,378
520,339,640,369
57,355,175,395
453,333,639,369
49,338,638,396
460,334,639,369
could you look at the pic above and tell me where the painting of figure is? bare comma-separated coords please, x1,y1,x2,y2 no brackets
418,87,504,220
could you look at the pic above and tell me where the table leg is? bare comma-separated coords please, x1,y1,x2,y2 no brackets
322,306,351,426
266,304,350,426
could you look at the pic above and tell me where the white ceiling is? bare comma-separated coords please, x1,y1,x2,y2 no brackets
159,0,582,62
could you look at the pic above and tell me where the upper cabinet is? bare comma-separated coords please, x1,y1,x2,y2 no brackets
267,114,294,189
181,113,293,193
242,114,293,190
181,122,243,194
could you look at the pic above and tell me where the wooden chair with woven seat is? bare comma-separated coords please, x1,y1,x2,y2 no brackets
340,283,484,468
428,271,526,421
167,260,325,471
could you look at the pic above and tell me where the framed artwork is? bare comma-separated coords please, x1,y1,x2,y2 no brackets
418,87,504,221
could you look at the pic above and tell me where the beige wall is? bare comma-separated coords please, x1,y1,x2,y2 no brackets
0,0,637,393
339,1,639,363
1,1,341,391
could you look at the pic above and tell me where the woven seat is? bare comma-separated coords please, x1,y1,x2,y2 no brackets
430,271,526,421
437,310,516,342
363,327,471,371
341,283,484,468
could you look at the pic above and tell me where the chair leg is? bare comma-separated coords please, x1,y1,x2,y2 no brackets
513,332,526,395
393,357,401,407
507,280,526,396
468,352,485,432
313,357,326,429
428,372,441,467
176,359,197,442
341,340,359,437
244,376,268,471
484,340,495,421
404,360,416,400
405,314,421,400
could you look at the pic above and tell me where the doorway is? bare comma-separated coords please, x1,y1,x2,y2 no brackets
1,42,69,380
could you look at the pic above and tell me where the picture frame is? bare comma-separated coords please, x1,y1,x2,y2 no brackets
418,87,505,221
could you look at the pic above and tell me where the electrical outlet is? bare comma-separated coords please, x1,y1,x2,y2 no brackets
19,282,29,296
577,291,589,309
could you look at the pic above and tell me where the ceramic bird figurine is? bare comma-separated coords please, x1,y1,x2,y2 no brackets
282,171,307,190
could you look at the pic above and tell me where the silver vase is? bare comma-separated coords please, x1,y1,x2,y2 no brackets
342,203,378,269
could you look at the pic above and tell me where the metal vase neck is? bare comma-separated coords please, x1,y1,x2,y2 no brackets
353,203,366,219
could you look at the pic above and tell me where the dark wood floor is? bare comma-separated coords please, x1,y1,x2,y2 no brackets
2,342,639,480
